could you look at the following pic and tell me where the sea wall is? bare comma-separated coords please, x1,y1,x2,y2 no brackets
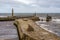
14,18,60,40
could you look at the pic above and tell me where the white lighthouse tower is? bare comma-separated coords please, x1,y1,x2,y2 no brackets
12,8,14,16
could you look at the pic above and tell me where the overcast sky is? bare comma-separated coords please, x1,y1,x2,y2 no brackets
0,0,60,13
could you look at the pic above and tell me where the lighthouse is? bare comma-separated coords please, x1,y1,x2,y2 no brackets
34,11,36,17
12,8,14,16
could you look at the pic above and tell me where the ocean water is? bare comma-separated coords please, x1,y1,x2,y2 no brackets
36,18,60,37
0,13,60,40
0,13,60,17
0,21,19,40
0,13,34,17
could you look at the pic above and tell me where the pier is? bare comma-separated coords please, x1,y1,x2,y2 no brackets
14,18,60,40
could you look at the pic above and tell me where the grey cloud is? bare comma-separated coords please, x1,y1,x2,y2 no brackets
0,0,60,13
1,0,60,8
0,0,36,13
32,0,60,8
0,0,29,8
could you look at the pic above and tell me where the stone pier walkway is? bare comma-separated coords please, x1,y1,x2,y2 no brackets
14,18,60,40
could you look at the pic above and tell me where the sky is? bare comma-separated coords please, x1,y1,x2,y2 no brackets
0,0,60,13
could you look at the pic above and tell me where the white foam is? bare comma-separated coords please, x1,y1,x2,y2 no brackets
0,16,7,17
52,19,60,22
36,21,60,36
40,24,49,27
38,24,60,36
52,19,60,24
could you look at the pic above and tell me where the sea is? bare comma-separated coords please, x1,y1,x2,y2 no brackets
0,13,60,40
0,13,60,18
